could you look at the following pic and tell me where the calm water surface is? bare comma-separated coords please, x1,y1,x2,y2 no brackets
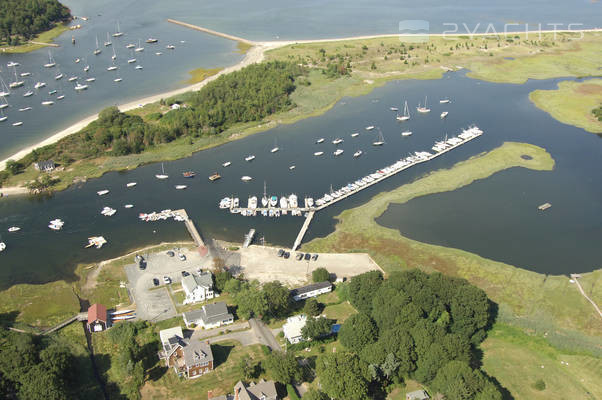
1,72,601,289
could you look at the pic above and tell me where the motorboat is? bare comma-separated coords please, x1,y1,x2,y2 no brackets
34,82,46,89
19,107,32,112
222,161,231,167
57,94,65,100
146,38,159,43
365,126,375,130
23,90,33,97
332,138,343,145
74,83,88,91
166,45,175,50
7,61,19,67
389,107,398,111
101,207,116,216
124,204,134,208
135,65,143,70
440,98,450,103
440,111,449,119
182,171,196,178
316,138,325,143
209,172,221,181
41,101,54,106
401,131,412,136
126,43,135,49
114,78,122,82
333,149,344,156
353,150,363,157
289,165,296,170
97,190,110,196
245,155,255,162
68,76,78,82
12,121,23,126
128,58,136,63
49,90,57,95
126,182,137,187
0,242,5,252
175,185,187,190
86,236,107,249
8,227,20,232
241,176,253,181
351,132,359,137
86,77,96,82
20,72,31,77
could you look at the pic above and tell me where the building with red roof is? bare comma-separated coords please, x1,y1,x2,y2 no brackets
87,303,109,332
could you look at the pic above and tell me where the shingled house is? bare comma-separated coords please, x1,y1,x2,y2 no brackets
208,379,278,400
33,160,55,172
182,271,215,304
158,327,214,379
182,301,234,329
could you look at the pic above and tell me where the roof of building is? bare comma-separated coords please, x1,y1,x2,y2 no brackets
290,281,332,297
34,160,55,169
283,314,307,340
87,303,107,324
182,271,213,294
406,389,430,400
159,326,184,347
233,379,278,400
182,339,213,368
183,302,233,326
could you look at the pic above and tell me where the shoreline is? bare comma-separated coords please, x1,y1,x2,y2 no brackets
2,27,600,172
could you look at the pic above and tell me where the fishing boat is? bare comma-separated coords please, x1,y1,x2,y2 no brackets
401,130,412,137
332,138,344,145
175,185,187,190
43,51,56,68
155,163,168,179
353,150,363,158
209,172,221,181
182,171,196,178
97,189,110,196
372,128,385,146
86,236,107,249
94,36,102,55
333,149,344,156
396,101,410,121
74,83,88,91
416,96,431,113
351,132,359,137
126,182,137,187
146,38,158,43
439,98,450,103
245,155,255,162
222,161,231,167
12,121,23,126
314,151,324,156
316,138,325,144
8,227,20,232
440,111,448,119
241,176,253,181
112,22,124,37
365,125,375,130
41,100,54,106
104,32,112,47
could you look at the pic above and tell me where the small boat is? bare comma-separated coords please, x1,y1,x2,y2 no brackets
20,72,31,77
86,236,107,249
397,101,410,121
372,128,385,146
126,43,135,49
222,161,231,167
180,40,186,44
104,32,112,47
0,99,8,109
55,73,64,80
124,204,134,208
7,62,19,67
101,207,116,216
314,151,324,156
332,138,343,145
74,83,88,91
0,114,7,122
166,44,175,50
175,185,187,190
114,78,122,82
440,98,450,103
57,95,65,100
97,190,110,196
135,65,143,70
416,96,431,113
84,65,90,72
333,149,344,156
34,82,46,89
112,22,124,37
43,51,56,68
182,171,196,178
146,38,159,43
209,172,221,181
316,138,325,144
155,163,168,179
86,77,96,82
135,40,144,52
0,242,5,252
440,111,448,119
270,139,279,153
241,176,253,182
353,150,363,158
365,126,375,131
401,131,412,137
155,52,162,56
8,227,20,232
351,132,359,137
75,58,80,63
49,90,57,95
23,90,33,97
289,165,296,170
245,155,255,162
68,76,78,82
93,36,102,55
389,107,398,111
12,121,23,126
126,182,137,187
128,58,136,64
107,65,118,71
19,107,32,112
111,47,117,61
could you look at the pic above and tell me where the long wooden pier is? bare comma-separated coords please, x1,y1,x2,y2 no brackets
167,19,255,45
292,211,315,251
174,209,208,255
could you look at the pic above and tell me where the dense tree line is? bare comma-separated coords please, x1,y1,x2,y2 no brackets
0,327,79,399
0,0,70,45
14,61,306,174
315,269,501,400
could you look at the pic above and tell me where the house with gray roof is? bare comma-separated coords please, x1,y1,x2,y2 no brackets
182,271,214,304
33,160,55,172
183,301,234,329
290,281,332,301
158,326,214,379
406,389,430,400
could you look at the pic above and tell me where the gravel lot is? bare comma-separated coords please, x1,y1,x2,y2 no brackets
125,246,211,321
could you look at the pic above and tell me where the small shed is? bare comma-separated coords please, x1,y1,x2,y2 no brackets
406,389,430,400
87,303,109,332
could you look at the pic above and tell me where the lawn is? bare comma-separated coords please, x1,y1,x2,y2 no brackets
529,79,602,134
322,301,357,323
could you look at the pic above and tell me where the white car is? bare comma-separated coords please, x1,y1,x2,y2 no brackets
163,276,171,285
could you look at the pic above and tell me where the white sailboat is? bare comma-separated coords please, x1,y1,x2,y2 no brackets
0,97,8,109
135,39,144,52
439,98,450,103
222,161,231,167
261,181,269,207
112,21,124,37
155,163,169,179
417,96,431,113
107,61,118,71
372,128,385,146
104,32,112,47
396,101,410,121
0,110,7,122
112,47,117,61
401,130,412,137
0,76,10,96
43,51,56,68
9,67,24,88
94,36,102,55
245,155,255,162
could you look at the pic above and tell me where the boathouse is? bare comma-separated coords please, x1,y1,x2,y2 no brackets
87,303,109,332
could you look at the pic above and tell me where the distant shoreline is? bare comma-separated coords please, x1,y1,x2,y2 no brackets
1,26,600,172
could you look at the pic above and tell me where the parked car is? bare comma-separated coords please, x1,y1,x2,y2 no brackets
296,253,304,261
181,270,190,277
152,278,160,286
178,253,186,261
283,252,290,259
311,254,319,261
138,259,146,270
277,249,284,257
163,276,171,284
166,250,175,257
304,253,311,261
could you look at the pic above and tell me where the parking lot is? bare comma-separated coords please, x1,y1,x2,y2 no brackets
238,245,382,285
125,246,210,321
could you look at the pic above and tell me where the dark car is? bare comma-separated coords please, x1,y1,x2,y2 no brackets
138,260,146,270
311,254,319,261
181,271,190,277
166,250,175,257
152,278,160,286
283,252,290,259
296,253,304,261
277,249,284,257
304,253,311,261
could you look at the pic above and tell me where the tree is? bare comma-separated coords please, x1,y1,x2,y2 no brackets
303,298,321,317
338,313,378,353
431,360,501,400
316,352,370,400
301,317,332,340
263,352,302,384
214,269,233,292
262,281,291,318
5,160,23,175
349,270,383,314
238,355,255,380
312,267,330,283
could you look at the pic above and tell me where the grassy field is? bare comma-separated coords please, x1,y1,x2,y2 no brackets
322,301,357,323
0,23,70,53
530,79,602,134
186,67,223,84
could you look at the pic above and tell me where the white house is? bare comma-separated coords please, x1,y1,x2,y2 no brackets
182,302,234,329
182,271,214,305
283,315,308,344
290,281,332,302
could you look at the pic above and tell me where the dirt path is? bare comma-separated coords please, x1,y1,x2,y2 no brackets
570,274,602,319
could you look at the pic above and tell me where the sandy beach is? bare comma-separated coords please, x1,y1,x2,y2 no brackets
1,26,599,172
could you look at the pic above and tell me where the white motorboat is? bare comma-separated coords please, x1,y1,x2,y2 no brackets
135,65,143,70
365,125,375,130
84,65,90,72
7,61,19,67
389,107,398,111
155,163,169,179
271,147,279,153
175,185,187,190
416,96,431,113
351,132,359,137
440,111,449,119
74,83,88,91
34,82,46,89
166,45,175,50
289,165,296,170
75,58,80,63
396,101,410,121
86,236,107,249
332,138,344,145
97,190,110,196
401,131,412,136
333,149,344,156
314,151,324,156
353,150,363,157
241,176,253,181
440,98,450,103
155,52,162,56
101,207,116,216
41,100,54,106
114,78,122,82
126,182,137,187
0,114,7,122
8,227,20,232
222,161,231,167
316,138,325,143
12,121,23,126
245,155,255,162
124,204,134,208
146,38,158,43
